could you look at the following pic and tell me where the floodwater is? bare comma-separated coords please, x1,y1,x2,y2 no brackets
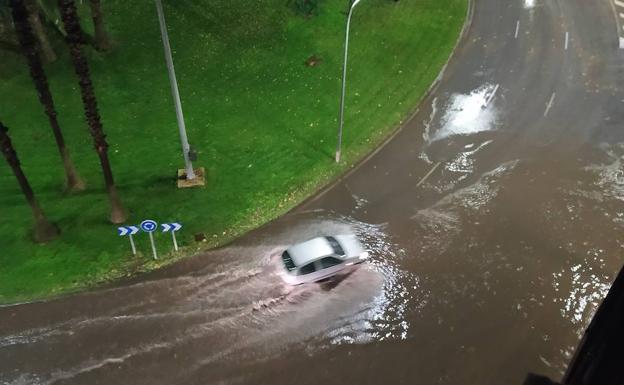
2,0,624,383
1,141,621,384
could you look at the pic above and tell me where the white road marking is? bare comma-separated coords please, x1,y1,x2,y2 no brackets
616,0,624,7
515,20,520,39
416,162,442,187
565,32,569,50
482,84,500,108
619,12,624,18
544,92,556,117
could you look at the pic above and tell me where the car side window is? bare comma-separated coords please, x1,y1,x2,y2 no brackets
299,262,316,275
320,256,342,269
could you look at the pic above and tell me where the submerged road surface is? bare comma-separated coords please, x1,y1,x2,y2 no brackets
3,0,624,384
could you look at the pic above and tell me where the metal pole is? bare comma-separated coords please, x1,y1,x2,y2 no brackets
129,234,137,255
148,232,158,260
154,0,195,180
336,0,363,163
171,232,178,251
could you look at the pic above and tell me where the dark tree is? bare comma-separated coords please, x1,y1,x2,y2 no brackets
24,0,56,62
88,0,110,51
27,1,97,49
58,0,127,224
0,1,21,54
11,0,85,192
0,121,60,242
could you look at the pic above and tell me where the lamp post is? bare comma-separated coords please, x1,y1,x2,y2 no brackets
336,0,364,163
154,0,195,180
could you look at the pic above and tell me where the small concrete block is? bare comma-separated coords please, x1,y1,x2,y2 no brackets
177,167,206,188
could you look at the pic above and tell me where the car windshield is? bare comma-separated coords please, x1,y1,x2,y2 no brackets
325,236,345,256
281,251,297,271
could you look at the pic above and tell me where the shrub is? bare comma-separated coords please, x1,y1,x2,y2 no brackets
291,0,320,17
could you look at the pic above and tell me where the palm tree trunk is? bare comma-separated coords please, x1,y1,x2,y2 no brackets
24,0,56,62
11,0,85,193
88,0,110,51
0,121,60,243
58,0,127,224
38,2,95,48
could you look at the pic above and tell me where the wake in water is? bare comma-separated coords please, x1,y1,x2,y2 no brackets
0,217,403,385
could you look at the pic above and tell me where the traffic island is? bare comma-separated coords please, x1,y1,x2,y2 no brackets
0,0,468,303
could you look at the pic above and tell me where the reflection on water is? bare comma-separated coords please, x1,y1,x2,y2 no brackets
434,139,496,190
550,143,624,330
430,84,500,142
554,262,611,326
446,140,494,175
321,219,423,346
586,144,624,202
524,0,536,9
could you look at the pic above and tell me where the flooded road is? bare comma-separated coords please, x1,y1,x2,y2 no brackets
3,0,624,384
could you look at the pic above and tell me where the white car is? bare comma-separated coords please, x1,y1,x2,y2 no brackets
279,234,369,285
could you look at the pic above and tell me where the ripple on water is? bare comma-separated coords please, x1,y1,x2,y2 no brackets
585,144,624,203
552,261,611,329
314,218,426,347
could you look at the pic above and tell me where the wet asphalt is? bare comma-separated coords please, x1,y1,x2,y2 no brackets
2,0,624,384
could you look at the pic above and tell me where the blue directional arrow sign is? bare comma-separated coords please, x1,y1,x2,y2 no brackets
117,226,139,236
161,222,182,251
116,225,139,255
161,222,182,232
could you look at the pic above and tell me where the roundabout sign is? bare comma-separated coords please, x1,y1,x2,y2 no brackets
140,219,158,233
140,219,158,259
115,219,183,260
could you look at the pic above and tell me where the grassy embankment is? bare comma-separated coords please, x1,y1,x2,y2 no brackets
0,0,467,302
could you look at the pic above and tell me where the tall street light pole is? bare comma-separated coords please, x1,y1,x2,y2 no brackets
155,0,195,180
336,0,364,163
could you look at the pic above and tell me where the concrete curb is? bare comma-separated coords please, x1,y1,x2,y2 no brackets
299,0,476,207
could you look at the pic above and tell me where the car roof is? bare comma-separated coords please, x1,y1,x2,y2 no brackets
286,237,334,267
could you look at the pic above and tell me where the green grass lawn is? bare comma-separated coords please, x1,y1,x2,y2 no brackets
0,0,467,303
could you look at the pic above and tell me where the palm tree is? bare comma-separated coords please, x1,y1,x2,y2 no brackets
0,1,21,54
88,0,110,51
0,121,60,242
58,0,127,224
31,0,95,49
23,0,56,62
11,0,85,192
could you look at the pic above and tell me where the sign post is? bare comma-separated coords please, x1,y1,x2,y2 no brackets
161,222,182,251
140,219,159,259
117,226,139,255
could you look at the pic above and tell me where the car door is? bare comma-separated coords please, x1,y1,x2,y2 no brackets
298,260,323,283
314,255,345,280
